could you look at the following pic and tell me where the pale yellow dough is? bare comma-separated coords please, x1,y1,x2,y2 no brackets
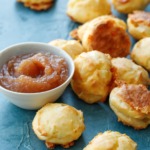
71,15,131,58
127,11,150,40
49,39,86,59
84,131,137,150
112,0,150,14
111,57,150,87
71,51,112,104
67,0,111,23
109,84,150,129
131,38,150,72
32,103,85,149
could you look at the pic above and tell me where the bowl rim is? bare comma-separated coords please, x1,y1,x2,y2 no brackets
0,42,75,95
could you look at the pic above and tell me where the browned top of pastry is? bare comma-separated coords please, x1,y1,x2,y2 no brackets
129,11,150,26
118,84,150,114
89,20,130,57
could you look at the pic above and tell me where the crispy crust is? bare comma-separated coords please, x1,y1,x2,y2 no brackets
67,0,111,23
129,11,150,26
109,84,150,129
118,84,150,114
89,20,130,57
111,58,150,88
18,0,54,11
71,51,112,104
32,103,85,148
72,16,131,58
110,100,150,129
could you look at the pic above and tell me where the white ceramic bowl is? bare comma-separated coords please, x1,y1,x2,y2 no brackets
0,42,75,110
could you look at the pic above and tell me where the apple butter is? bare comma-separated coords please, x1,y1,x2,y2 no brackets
0,53,68,93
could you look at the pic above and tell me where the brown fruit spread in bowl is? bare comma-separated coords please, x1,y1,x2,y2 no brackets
0,53,68,93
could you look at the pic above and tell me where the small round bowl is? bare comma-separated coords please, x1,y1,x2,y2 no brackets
0,42,75,110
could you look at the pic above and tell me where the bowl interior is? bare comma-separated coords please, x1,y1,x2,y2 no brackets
0,42,75,94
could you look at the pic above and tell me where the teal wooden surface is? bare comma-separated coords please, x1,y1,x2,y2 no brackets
0,0,150,149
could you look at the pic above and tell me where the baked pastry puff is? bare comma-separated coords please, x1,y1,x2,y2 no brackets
112,0,150,14
67,0,111,23
70,15,131,58
131,38,150,72
49,39,86,59
17,0,54,11
111,57,150,87
84,131,137,150
71,51,112,104
127,11,150,40
109,84,150,129
32,103,85,149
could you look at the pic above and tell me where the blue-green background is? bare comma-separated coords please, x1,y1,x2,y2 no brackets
0,0,150,150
